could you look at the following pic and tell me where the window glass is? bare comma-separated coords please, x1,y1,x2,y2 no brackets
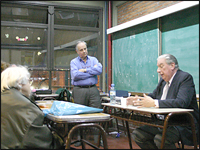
54,29,99,69
1,2,102,91
54,9,99,27
51,70,72,93
1,5,48,24
29,71,49,90
1,26,48,68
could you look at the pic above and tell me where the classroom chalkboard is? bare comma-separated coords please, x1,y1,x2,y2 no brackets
112,19,158,93
162,5,199,94
112,5,199,94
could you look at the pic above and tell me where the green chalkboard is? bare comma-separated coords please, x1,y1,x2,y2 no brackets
112,19,158,93
112,5,199,94
162,5,199,94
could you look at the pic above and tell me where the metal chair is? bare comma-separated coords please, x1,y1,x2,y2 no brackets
42,97,56,100
161,112,198,149
65,123,108,149
176,139,199,149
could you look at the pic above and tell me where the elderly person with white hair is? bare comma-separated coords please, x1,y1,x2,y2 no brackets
1,65,64,149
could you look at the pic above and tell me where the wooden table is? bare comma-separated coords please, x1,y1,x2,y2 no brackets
101,103,197,149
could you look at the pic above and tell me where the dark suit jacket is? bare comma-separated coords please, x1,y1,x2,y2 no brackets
148,69,199,146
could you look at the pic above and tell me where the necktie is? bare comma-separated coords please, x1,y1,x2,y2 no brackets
161,82,169,100
157,82,170,120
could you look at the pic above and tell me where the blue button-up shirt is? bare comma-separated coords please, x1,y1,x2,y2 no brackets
70,55,102,86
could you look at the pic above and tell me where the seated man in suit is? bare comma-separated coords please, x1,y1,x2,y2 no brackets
127,54,199,149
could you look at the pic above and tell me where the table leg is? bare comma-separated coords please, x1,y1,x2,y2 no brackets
160,120,168,149
125,120,132,149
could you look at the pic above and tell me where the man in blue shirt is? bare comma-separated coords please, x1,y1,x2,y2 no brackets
70,41,102,108
70,41,103,146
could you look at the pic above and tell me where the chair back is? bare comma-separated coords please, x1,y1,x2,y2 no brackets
42,97,56,100
56,88,73,102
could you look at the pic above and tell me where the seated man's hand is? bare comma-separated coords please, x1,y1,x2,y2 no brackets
126,94,155,108
126,95,139,106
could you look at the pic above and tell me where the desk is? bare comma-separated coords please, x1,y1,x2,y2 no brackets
101,96,122,104
100,93,108,97
46,113,110,124
101,96,110,103
100,96,128,135
101,103,197,149
35,93,106,100
34,93,59,100
46,113,110,149
46,112,110,137
42,101,111,149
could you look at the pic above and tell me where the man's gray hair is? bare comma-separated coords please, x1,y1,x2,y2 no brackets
157,54,179,69
75,41,87,50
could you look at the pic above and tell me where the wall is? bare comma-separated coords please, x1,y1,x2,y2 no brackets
110,2,199,94
111,1,127,26
117,1,181,25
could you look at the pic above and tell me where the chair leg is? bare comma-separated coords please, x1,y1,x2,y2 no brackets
65,123,108,149
182,143,184,149
177,140,184,149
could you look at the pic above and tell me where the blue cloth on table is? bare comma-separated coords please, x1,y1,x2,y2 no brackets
42,101,103,116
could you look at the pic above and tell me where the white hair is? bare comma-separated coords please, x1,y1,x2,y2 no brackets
157,54,179,69
1,65,30,92
75,41,87,51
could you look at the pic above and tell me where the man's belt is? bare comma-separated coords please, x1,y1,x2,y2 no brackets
75,84,95,88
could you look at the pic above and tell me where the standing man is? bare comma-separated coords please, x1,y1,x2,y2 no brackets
127,54,199,149
70,41,103,146
70,41,102,108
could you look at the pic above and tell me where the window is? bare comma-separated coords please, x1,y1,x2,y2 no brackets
53,29,99,69
1,1,103,92
55,9,99,27
1,26,47,68
1,4,48,23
